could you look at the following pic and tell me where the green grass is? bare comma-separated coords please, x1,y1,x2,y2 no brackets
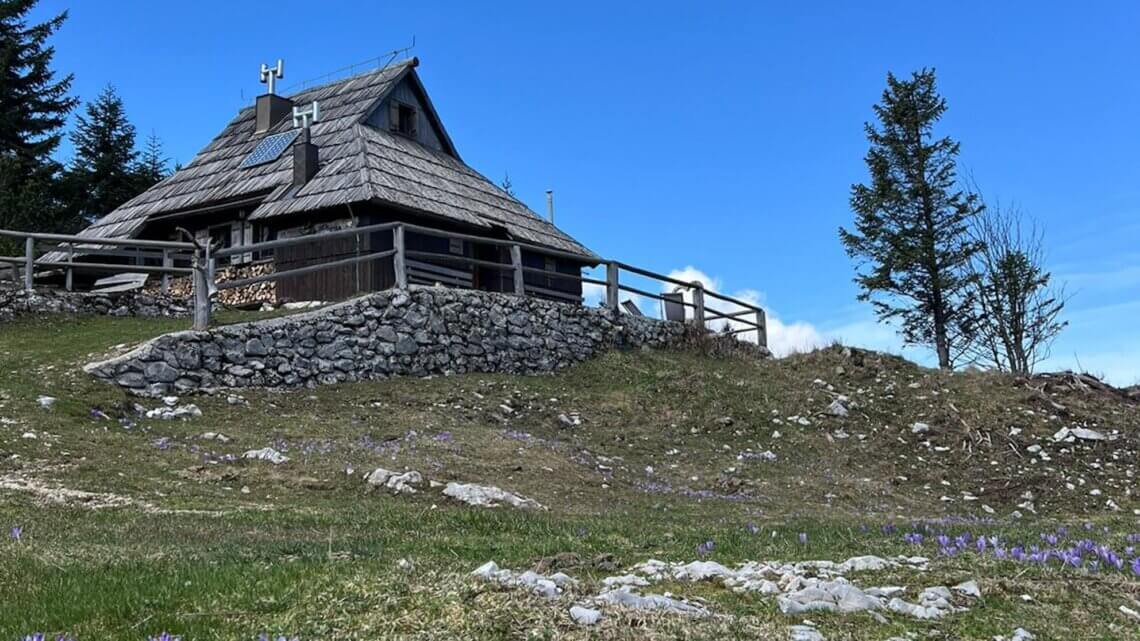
0,314,1138,639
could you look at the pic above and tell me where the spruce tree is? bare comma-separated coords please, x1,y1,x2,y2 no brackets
0,0,77,238
840,69,982,369
65,85,141,222
134,130,170,189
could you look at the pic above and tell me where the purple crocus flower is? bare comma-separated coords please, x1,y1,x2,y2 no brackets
22,635,45,641
696,540,715,556
904,532,924,545
148,633,180,641
936,534,951,548
744,522,760,535
1132,557,1140,577
975,537,987,553
10,526,22,541
798,532,808,545
1041,533,1059,546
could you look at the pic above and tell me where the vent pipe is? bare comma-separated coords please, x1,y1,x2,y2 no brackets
545,189,554,224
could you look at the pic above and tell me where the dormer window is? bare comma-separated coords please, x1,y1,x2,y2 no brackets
390,101,418,138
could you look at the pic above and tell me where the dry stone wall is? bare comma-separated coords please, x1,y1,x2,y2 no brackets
85,286,737,396
0,288,190,323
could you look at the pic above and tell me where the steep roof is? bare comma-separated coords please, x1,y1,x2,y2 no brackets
73,58,595,259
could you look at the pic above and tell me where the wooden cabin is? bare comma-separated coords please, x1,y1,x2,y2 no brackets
65,57,597,303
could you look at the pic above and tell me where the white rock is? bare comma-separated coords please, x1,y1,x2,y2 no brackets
569,605,602,626
161,396,179,407
241,447,289,465
789,624,825,641
443,482,544,510
674,560,734,581
21,432,37,439
911,422,930,434
839,555,891,573
199,432,231,443
1120,605,1140,621
602,574,649,588
826,399,849,418
36,396,56,409
396,558,414,572
595,588,708,617
953,580,981,599
1070,427,1110,441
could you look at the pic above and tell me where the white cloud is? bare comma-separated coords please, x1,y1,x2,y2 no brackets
662,266,826,357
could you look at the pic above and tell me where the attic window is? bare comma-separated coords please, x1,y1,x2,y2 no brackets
390,101,418,137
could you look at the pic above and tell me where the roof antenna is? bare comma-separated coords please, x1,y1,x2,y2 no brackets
292,101,321,129
259,59,284,95
545,189,555,224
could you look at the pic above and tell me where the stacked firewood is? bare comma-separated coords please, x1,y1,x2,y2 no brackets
145,262,276,308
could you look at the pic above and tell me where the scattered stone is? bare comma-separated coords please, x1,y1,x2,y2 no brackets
569,605,602,626
993,629,1036,641
241,447,289,465
789,624,825,641
396,558,414,572
36,396,56,409
826,399,848,418
199,432,231,443
595,588,708,617
1120,605,1140,621
471,561,576,600
145,403,202,420
911,422,930,434
364,467,424,495
952,580,981,599
443,482,544,510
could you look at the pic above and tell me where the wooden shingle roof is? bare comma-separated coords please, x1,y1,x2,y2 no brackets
73,58,596,259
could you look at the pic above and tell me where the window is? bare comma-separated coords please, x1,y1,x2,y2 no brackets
544,257,557,288
448,238,464,255
389,101,418,138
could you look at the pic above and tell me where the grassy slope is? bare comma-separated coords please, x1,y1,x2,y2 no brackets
0,314,1138,640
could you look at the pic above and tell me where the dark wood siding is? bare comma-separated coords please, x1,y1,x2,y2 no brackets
275,233,375,302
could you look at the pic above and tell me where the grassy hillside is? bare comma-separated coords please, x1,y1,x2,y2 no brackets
0,314,1138,640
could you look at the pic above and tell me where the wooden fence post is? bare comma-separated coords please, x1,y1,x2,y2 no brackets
23,237,34,292
755,309,767,348
393,225,407,289
64,243,73,292
510,244,525,295
692,281,705,328
161,249,171,296
192,247,210,331
605,261,619,311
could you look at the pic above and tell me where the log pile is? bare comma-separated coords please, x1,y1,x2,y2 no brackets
146,262,276,308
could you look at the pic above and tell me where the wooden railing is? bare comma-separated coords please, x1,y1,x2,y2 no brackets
0,223,767,347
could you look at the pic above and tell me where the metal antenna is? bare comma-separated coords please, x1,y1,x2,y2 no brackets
259,59,284,95
292,101,321,129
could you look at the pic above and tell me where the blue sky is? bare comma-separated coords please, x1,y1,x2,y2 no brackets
32,1,1140,384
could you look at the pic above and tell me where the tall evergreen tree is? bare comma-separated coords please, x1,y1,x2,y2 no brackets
65,85,141,222
0,0,78,238
133,130,170,189
840,69,982,369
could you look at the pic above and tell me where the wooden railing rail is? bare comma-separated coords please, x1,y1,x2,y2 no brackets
1,223,768,348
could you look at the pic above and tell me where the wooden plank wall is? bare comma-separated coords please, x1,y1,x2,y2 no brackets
275,234,373,302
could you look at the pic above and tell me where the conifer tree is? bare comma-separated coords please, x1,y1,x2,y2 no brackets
65,85,141,222
0,0,78,238
134,130,170,189
840,69,982,369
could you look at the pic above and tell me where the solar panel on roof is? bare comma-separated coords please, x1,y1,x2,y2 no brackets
239,129,301,168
